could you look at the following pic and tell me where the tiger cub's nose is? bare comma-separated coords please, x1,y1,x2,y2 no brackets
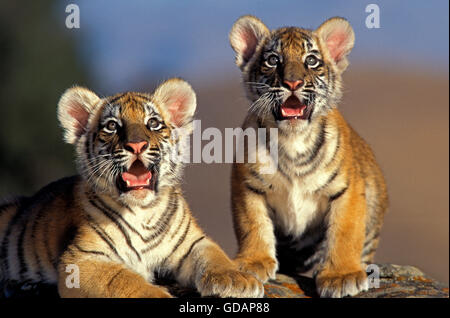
125,141,148,154
283,80,303,91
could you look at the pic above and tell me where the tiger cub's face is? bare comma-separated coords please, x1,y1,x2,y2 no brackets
57,78,196,207
230,16,354,131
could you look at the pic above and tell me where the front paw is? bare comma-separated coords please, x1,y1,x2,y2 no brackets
197,269,264,298
316,269,369,298
235,256,278,283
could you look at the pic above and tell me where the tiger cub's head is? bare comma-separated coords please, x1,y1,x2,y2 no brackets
57,78,196,207
229,15,354,131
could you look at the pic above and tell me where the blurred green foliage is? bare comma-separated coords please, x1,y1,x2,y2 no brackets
0,1,90,197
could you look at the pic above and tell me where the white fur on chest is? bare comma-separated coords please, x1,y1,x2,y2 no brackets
252,118,337,238
266,177,327,238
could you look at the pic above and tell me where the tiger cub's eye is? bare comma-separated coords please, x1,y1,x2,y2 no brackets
105,120,118,132
305,55,319,67
266,54,279,67
147,118,162,130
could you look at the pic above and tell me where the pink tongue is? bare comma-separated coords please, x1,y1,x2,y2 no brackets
122,171,151,187
121,161,152,187
280,95,307,118
281,106,306,117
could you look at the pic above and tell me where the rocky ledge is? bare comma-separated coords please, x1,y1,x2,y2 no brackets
165,263,448,298
1,263,448,298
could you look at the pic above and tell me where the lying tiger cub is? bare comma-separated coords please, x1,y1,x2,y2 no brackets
0,78,263,298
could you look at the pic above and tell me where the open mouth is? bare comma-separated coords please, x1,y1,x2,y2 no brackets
276,95,312,121
116,159,158,193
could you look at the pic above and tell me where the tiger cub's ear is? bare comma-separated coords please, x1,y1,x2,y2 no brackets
229,15,270,69
315,17,355,73
58,86,100,144
153,78,196,130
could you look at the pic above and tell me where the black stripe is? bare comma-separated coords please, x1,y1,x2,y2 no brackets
0,200,19,213
171,205,187,240
279,126,315,163
88,197,141,261
362,245,378,257
245,183,265,195
168,217,192,256
315,76,327,89
141,195,179,252
0,201,28,279
175,236,206,274
17,223,28,279
85,215,124,263
248,168,266,183
73,243,110,258
142,192,175,232
107,93,126,105
324,131,341,168
364,232,380,247
133,93,153,102
314,166,340,193
295,152,325,177
297,118,326,167
329,186,348,202
43,217,59,270
141,194,162,210
266,203,279,218
91,194,141,237
85,133,99,180
123,204,135,215
97,136,107,143
304,37,313,48
30,208,45,280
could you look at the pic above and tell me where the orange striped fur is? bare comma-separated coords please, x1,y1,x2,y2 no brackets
229,16,388,297
0,78,263,298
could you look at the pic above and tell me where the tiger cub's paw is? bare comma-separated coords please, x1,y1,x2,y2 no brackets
235,256,278,283
198,269,264,298
316,269,369,298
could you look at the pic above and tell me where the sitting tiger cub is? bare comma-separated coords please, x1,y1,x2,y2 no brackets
0,78,263,298
229,16,388,297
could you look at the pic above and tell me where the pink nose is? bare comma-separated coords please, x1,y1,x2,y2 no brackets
125,141,148,154
284,80,303,91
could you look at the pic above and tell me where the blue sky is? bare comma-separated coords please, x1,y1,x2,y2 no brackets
58,0,449,92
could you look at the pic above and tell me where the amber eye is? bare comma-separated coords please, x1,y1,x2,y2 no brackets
305,55,319,67
265,54,279,67
147,118,162,130
105,120,118,133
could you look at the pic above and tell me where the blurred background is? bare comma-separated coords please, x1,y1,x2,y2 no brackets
0,1,448,284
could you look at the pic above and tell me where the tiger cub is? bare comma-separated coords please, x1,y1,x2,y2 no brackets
229,16,388,297
0,78,263,298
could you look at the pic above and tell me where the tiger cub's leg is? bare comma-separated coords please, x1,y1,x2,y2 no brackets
58,251,172,298
174,235,264,298
231,166,278,283
315,179,369,298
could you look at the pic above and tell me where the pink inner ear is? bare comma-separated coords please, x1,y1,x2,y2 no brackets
238,29,258,63
68,102,89,136
326,31,348,62
167,96,188,127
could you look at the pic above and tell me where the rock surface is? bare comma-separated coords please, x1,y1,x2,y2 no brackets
164,264,449,298
1,264,448,298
